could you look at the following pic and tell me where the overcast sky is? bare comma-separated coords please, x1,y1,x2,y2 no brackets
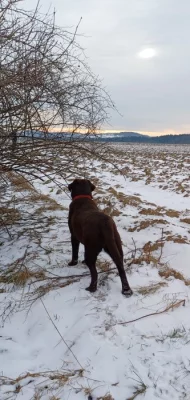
26,0,190,135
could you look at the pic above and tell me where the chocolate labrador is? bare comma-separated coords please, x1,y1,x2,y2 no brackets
68,178,133,296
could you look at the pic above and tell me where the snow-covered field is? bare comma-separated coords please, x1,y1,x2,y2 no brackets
0,143,190,400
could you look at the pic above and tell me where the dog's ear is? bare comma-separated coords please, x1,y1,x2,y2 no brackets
88,180,96,192
68,179,80,191
68,182,73,191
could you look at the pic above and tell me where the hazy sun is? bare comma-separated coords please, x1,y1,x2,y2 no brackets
138,48,157,59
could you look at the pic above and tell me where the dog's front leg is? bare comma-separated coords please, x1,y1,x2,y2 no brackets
68,235,80,266
82,249,86,264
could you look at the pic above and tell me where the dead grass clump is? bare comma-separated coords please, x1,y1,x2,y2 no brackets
165,235,189,244
137,282,167,296
7,172,35,192
97,395,114,400
117,193,141,208
143,241,163,253
144,167,153,177
28,193,58,204
139,208,163,216
129,219,167,232
31,277,81,301
97,260,112,272
127,383,147,400
108,187,141,208
159,267,190,286
180,218,190,224
49,372,70,386
34,203,66,216
132,254,160,266
0,265,46,287
176,183,185,193
103,206,120,217
0,207,21,226
165,210,180,218
0,369,77,400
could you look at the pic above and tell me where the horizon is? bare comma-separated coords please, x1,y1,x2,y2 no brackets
50,128,190,137
99,130,190,136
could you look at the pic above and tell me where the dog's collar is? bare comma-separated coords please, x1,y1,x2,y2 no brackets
72,195,92,201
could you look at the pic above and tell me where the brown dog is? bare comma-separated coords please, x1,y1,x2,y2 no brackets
68,178,133,296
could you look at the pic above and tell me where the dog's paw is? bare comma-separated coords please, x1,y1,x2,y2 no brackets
122,288,133,297
68,260,78,266
85,285,97,293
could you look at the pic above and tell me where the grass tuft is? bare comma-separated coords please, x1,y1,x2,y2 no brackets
137,281,167,296
159,267,190,286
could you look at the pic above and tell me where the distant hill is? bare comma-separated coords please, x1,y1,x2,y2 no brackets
21,131,190,144
98,132,149,139
95,132,190,144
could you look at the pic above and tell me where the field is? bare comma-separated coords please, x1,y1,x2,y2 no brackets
0,143,190,400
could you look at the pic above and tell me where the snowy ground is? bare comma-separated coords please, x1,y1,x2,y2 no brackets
0,143,190,400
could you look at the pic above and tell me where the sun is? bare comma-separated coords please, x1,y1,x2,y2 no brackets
138,48,157,59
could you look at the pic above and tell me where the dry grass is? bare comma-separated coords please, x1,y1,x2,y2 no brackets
143,241,163,252
32,391,42,400
132,254,160,266
28,193,59,204
180,218,190,224
0,369,80,399
165,210,180,218
97,395,114,400
0,206,21,226
97,260,112,272
165,234,189,244
129,219,167,232
139,207,180,218
0,265,46,287
34,203,66,215
108,187,142,207
139,208,163,216
7,172,35,192
95,196,120,217
137,281,168,296
159,267,190,286
127,383,147,400
29,276,81,302
102,206,120,217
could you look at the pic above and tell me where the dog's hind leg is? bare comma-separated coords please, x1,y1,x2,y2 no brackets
114,229,123,259
85,247,100,293
68,235,80,266
104,231,133,297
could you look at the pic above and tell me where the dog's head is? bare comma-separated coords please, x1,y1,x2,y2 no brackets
68,178,96,199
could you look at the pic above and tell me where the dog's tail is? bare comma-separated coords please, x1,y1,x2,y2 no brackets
102,217,122,266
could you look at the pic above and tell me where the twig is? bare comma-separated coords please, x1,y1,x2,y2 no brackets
37,288,84,370
158,227,164,263
111,299,186,327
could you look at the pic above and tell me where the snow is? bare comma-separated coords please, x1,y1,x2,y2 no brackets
0,143,190,400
